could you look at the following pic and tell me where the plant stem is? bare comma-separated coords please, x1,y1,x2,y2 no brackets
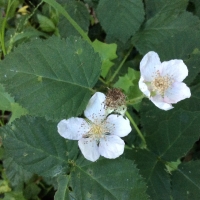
0,0,12,56
126,95,145,105
99,77,107,85
43,0,92,45
107,46,133,84
125,110,146,148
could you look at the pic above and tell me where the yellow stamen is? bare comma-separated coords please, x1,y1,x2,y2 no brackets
151,71,173,96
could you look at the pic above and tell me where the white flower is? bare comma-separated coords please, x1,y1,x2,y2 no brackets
139,51,191,110
57,92,132,162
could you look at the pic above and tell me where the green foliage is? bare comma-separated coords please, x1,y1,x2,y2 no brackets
125,149,171,200
97,0,145,43
2,116,149,199
0,36,101,120
171,161,200,199
58,1,90,37
70,158,148,200
3,157,33,187
141,83,200,134
0,0,200,199
37,14,56,33
132,10,200,59
146,110,200,161
92,39,117,78
23,183,41,200
0,84,27,123
1,116,79,177
114,68,140,93
55,175,70,200
144,0,188,19
191,0,200,18
184,48,200,85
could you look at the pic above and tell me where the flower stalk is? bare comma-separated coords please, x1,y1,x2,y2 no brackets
125,111,147,149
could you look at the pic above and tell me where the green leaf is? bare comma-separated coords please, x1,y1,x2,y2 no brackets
184,48,200,85
23,183,41,200
2,116,79,177
191,0,200,18
97,0,145,43
0,84,27,123
43,0,91,44
144,0,188,19
37,14,56,32
0,84,14,111
3,157,33,188
114,68,140,93
125,149,171,200
2,191,26,200
132,11,200,59
58,1,90,37
0,36,101,120
70,158,148,200
55,175,70,200
92,39,117,78
140,83,200,134
146,110,200,161
6,28,48,54
171,161,200,199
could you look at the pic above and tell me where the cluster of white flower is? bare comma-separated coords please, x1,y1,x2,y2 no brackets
58,92,132,162
58,51,191,162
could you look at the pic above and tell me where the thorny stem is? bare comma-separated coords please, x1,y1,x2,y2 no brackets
125,111,147,149
107,46,133,84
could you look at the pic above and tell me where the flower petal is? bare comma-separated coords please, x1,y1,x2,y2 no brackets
139,77,151,97
105,115,132,137
57,118,90,140
151,95,173,111
161,60,188,82
78,138,100,162
164,82,191,103
140,51,161,82
84,92,106,122
99,135,125,159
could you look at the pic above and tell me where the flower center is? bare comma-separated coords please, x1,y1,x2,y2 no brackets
151,71,173,96
83,122,108,140
91,124,104,136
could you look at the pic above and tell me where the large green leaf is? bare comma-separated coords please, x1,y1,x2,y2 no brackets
171,161,200,199
69,157,148,200
125,149,171,200
0,37,101,120
96,0,145,43
58,1,90,37
144,0,188,19
132,11,200,60
1,116,79,177
146,110,200,161
141,83,200,134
